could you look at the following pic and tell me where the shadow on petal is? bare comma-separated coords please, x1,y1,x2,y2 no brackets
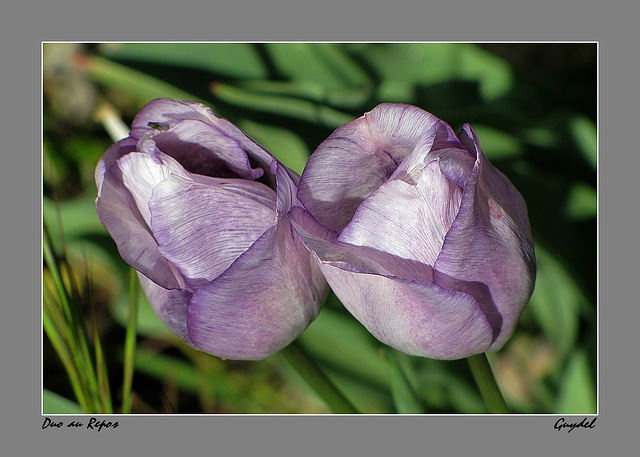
432,269,503,344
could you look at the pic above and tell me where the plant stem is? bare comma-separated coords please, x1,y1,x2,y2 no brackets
280,340,359,414
467,352,509,414
385,349,424,414
121,268,139,414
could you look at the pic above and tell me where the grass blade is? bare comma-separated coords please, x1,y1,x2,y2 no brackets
121,268,139,414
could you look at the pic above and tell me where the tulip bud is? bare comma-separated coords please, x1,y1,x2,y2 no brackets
95,99,328,359
296,103,536,360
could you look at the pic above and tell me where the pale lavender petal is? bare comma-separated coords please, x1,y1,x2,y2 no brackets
116,150,190,225
272,160,301,216
296,106,534,359
131,98,275,183
434,124,536,350
130,99,220,138
425,147,476,188
137,272,193,344
459,124,534,240
187,223,326,359
191,173,278,209
149,176,276,291
338,157,462,267
299,104,459,232
318,262,494,360
95,137,137,192
152,120,265,180
290,207,434,283
291,205,493,359
95,164,184,290
186,167,327,360
296,104,463,241
96,98,330,360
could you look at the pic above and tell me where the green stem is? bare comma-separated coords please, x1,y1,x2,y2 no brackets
280,341,359,414
467,352,509,414
121,268,139,414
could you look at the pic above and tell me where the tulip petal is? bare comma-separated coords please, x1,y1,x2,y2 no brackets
299,104,449,232
186,166,326,359
149,176,277,291
116,150,191,225
131,98,275,183
95,163,184,290
338,157,462,267
426,146,476,188
434,125,536,350
318,262,494,359
95,137,137,191
131,98,217,137
290,205,493,359
152,120,265,181
290,208,434,283
137,272,194,345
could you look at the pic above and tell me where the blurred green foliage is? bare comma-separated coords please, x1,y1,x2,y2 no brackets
43,42,597,414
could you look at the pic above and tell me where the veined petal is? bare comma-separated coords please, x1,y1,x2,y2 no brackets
184,164,327,359
426,147,476,188
299,104,446,232
116,151,190,226
152,119,265,181
95,137,137,192
290,208,433,283
137,272,193,345
187,217,327,360
273,160,302,217
149,176,277,290
290,204,495,359
191,173,278,209
434,125,536,350
318,262,494,360
459,124,533,239
338,158,463,267
95,164,184,290
131,98,275,184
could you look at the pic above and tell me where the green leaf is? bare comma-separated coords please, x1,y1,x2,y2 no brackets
350,43,512,100
303,368,393,414
525,245,581,363
385,350,424,414
43,390,84,414
43,193,105,242
102,43,268,79
134,348,204,394
555,350,597,414
350,43,460,85
298,308,390,390
471,124,523,160
233,79,371,110
457,45,513,100
133,347,259,412
238,119,310,175
279,342,359,413
264,43,370,89
565,181,597,220
82,55,201,106
569,115,597,171
211,82,354,129
110,283,169,337
375,80,416,104
413,359,486,413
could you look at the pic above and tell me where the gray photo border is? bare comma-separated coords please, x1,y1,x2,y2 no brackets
4,0,633,455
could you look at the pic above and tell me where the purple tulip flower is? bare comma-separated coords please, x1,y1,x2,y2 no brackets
295,103,536,360
95,99,328,360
